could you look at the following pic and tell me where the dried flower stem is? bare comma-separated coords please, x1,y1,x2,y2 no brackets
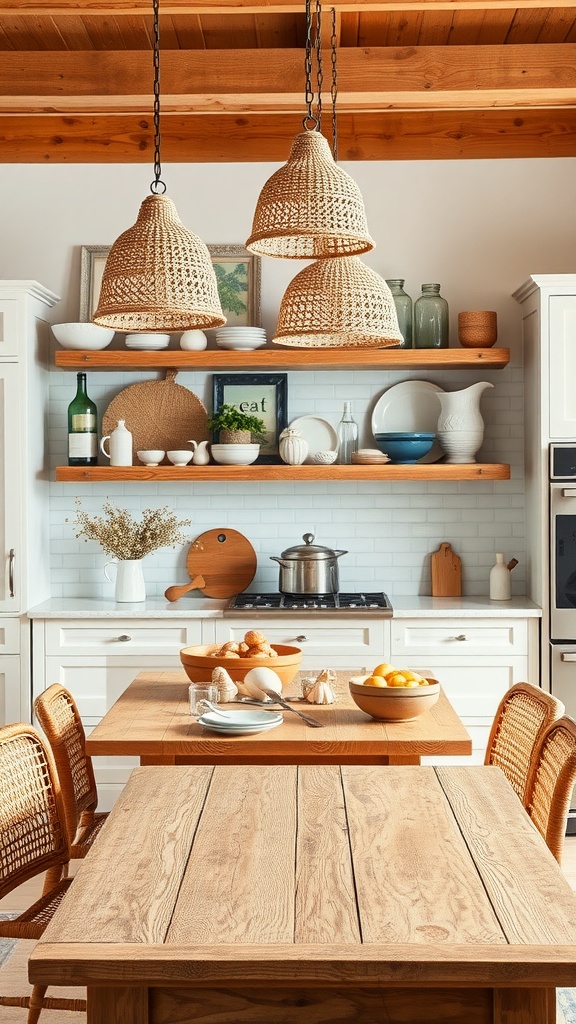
69,499,191,560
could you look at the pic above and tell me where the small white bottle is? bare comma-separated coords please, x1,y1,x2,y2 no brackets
337,401,359,465
490,552,511,601
100,419,133,466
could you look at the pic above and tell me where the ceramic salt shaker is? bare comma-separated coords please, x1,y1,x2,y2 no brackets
490,553,511,600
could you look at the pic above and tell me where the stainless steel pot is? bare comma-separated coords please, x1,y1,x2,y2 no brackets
270,533,348,596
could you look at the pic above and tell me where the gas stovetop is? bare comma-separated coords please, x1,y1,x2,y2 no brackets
225,591,393,616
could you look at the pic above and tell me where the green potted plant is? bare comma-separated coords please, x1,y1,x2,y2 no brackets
207,404,267,445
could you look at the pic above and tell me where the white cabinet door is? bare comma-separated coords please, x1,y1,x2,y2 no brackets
215,617,391,670
0,364,21,613
550,295,576,438
0,298,20,358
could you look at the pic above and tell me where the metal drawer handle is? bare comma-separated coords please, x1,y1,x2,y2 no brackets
8,548,14,598
294,634,309,642
116,634,132,643
450,634,467,642
561,653,576,662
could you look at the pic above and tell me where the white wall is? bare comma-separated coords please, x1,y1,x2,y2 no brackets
1,159,575,600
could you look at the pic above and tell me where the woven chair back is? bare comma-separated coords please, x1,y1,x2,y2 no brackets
526,715,576,863
0,723,69,898
35,684,98,846
484,682,564,805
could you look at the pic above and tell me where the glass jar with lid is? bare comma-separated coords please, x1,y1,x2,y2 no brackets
385,279,412,348
413,283,449,349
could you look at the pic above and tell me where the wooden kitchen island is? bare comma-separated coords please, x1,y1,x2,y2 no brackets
85,669,472,765
30,764,576,1024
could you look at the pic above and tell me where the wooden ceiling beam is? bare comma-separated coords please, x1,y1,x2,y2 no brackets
3,0,576,13
2,45,576,114
1,109,575,161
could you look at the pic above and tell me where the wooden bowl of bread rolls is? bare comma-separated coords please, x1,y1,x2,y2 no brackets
180,630,302,690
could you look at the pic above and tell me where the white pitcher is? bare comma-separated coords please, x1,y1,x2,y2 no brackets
100,419,133,466
436,381,494,464
188,439,210,465
104,559,146,602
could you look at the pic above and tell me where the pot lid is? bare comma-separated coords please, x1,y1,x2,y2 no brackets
279,533,339,561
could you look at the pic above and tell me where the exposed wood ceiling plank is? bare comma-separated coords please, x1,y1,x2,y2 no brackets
1,110,575,161
3,1,576,14
2,46,575,114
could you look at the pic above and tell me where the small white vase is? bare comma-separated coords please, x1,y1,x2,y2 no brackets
279,428,308,465
188,439,210,465
436,382,493,464
104,559,146,602
100,419,133,467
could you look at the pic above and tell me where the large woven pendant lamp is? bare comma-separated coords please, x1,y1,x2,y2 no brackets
93,0,225,333
246,0,374,260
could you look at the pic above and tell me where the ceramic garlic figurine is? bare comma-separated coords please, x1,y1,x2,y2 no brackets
211,666,238,702
305,667,336,704
279,428,308,466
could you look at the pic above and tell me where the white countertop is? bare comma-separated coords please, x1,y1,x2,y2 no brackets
27,596,542,619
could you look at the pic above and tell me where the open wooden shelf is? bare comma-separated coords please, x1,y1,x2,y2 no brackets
56,464,511,482
54,348,510,371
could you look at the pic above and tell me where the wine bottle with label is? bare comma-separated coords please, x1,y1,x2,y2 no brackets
68,372,98,466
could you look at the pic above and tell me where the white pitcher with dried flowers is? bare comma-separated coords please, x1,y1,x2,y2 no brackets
71,500,192,602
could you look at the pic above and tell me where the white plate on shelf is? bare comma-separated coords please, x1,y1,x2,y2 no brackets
198,709,283,734
371,380,445,464
216,339,267,351
288,415,338,461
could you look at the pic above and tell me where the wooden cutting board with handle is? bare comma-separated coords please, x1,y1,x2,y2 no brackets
165,528,257,602
431,542,462,597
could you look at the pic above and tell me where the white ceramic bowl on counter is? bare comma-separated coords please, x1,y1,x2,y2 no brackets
167,450,193,466
211,444,260,466
137,449,165,466
51,323,115,349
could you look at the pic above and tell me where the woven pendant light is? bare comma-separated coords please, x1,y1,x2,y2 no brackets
273,256,403,348
93,0,224,333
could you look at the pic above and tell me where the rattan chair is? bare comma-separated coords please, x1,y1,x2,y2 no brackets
526,715,576,863
484,682,565,806
0,722,86,1023
34,683,108,860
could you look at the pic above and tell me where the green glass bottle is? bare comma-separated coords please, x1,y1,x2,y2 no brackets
385,279,412,348
68,372,98,466
413,283,449,349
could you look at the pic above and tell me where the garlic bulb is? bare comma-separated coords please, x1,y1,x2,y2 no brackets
211,666,238,702
306,679,335,704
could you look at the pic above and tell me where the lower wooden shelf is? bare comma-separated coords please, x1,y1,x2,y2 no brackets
55,464,511,482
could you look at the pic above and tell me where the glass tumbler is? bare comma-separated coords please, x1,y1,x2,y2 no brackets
189,683,219,716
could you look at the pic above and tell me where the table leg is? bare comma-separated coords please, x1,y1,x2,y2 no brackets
88,987,148,1024
493,988,552,1024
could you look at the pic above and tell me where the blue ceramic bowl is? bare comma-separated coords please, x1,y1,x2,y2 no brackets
374,432,435,464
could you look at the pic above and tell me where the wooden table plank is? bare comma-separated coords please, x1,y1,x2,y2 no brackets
342,765,505,944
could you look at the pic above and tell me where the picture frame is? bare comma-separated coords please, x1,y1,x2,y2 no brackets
212,373,288,463
79,242,261,326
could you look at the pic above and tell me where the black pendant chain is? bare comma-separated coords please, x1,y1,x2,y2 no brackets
331,6,338,161
150,0,166,195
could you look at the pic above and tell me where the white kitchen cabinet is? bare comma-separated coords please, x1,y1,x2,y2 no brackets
391,616,537,765
0,282,58,723
215,617,391,671
31,616,213,808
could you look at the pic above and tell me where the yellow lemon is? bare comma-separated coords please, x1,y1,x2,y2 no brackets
402,670,423,683
372,662,395,677
386,672,410,687
364,675,389,687
418,678,431,686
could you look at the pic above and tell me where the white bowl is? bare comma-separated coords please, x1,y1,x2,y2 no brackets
137,449,165,466
211,444,260,466
52,323,115,350
309,450,338,465
167,450,193,466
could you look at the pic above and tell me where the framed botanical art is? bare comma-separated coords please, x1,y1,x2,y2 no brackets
79,242,261,326
212,374,288,463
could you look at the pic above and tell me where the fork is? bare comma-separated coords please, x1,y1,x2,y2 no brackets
258,685,324,728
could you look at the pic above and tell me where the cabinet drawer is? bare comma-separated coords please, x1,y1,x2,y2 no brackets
215,618,390,668
394,656,527,724
0,617,20,655
44,619,203,657
391,618,528,658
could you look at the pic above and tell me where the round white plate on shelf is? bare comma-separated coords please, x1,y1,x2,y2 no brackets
288,415,338,462
371,381,445,464
216,339,267,351
198,709,283,734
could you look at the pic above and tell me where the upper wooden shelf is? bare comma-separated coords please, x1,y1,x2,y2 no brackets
56,464,511,482
54,348,510,371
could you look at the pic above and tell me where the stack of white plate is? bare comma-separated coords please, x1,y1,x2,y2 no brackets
216,327,267,351
352,448,391,465
197,709,283,735
125,333,170,351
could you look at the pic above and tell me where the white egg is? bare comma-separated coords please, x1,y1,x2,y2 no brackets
242,666,283,700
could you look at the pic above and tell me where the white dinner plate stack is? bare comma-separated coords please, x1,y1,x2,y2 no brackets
216,327,267,351
125,333,170,351
351,448,391,465
197,708,283,735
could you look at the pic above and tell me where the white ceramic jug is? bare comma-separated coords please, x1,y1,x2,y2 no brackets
100,419,133,466
188,439,210,465
104,559,146,602
436,381,493,464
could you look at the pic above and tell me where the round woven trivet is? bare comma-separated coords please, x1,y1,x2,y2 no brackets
102,369,209,464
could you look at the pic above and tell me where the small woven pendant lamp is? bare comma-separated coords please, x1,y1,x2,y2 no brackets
93,0,225,333
273,256,403,348
246,0,374,260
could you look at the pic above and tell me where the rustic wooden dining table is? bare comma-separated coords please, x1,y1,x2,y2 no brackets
85,668,472,765
30,763,576,1024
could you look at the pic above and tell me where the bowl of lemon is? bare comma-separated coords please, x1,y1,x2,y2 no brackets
349,662,440,721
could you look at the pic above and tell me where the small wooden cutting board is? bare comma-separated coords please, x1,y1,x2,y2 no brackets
431,542,462,597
